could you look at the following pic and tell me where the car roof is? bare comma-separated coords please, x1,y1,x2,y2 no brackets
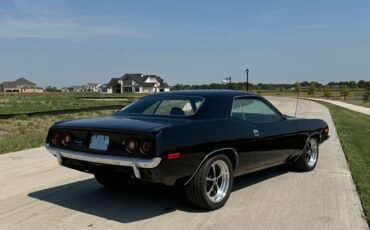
145,89,257,98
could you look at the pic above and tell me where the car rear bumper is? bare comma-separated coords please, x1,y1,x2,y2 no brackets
44,144,162,179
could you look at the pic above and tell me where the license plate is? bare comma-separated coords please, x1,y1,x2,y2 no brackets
89,135,109,151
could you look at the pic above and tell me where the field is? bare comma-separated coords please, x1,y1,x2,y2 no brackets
314,101,370,224
0,110,116,154
0,92,142,154
0,92,141,115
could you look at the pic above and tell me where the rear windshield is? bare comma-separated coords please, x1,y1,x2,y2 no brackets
116,96,205,117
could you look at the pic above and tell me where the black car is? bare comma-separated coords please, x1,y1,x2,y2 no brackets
45,90,329,210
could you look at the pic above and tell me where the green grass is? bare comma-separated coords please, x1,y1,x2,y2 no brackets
315,101,370,225
349,101,370,108
0,110,116,154
0,92,138,114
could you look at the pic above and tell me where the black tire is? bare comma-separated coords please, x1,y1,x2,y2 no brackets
185,154,233,210
94,171,131,188
292,137,319,171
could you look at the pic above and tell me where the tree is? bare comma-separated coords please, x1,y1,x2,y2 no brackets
294,82,301,95
45,86,61,92
323,86,332,98
357,80,366,88
256,86,262,95
340,85,351,101
364,81,370,102
308,82,317,97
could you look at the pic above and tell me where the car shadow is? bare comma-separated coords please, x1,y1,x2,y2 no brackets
28,165,288,223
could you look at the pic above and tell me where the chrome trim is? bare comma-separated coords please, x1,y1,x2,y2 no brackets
184,147,238,186
44,144,162,179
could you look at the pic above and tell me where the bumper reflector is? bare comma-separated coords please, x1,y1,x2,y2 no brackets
167,152,181,160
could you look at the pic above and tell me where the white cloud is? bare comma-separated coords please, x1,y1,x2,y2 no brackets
0,17,141,39
0,0,142,40
258,9,284,23
295,24,331,30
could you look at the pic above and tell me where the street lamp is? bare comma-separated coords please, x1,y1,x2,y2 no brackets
224,76,232,89
246,68,249,92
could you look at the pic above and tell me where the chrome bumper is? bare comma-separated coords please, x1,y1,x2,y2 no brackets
44,144,162,179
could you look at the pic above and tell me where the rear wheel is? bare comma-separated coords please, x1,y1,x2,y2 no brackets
185,154,233,210
94,171,131,188
292,137,319,171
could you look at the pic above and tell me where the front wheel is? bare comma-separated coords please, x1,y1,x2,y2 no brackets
185,154,233,210
292,137,319,171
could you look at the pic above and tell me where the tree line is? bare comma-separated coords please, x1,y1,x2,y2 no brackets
172,80,370,102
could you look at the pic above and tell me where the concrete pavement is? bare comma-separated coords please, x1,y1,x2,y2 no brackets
309,98,370,115
0,97,368,230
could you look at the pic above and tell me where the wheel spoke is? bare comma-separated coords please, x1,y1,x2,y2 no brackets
214,183,220,190
212,165,216,177
207,188,213,196
206,177,213,181
216,173,222,180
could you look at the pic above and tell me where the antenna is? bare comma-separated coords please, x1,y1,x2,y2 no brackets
294,88,299,119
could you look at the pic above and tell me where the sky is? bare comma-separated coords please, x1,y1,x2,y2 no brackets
0,0,370,88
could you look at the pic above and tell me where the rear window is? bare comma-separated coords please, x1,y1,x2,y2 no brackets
116,96,205,116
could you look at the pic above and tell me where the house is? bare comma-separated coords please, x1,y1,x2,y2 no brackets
101,78,120,93
85,83,101,92
63,83,102,92
0,78,44,93
103,73,170,94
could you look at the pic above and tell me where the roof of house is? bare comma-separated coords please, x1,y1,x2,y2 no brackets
107,78,120,87
0,78,36,88
121,73,145,85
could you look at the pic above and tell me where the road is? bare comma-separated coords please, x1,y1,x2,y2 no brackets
0,97,368,230
309,98,370,115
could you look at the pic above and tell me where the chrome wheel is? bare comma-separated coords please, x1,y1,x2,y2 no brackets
306,138,318,167
205,160,230,203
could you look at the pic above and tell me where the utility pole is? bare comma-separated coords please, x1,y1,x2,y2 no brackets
246,68,249,92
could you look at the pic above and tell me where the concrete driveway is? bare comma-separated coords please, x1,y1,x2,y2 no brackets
0,97,368,230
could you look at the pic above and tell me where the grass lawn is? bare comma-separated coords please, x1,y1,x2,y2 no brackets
315,101,370,225
350,101,370,108
0,110,115,154
0,93,138,114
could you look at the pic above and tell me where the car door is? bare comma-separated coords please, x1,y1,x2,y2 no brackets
231,97,298,171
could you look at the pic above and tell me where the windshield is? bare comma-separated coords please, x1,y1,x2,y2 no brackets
116,96,205,117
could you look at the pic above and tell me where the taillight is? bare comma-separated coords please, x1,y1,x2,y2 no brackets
51,132,62,146
125,138,137,154
62,133,72,146
139,139,152,155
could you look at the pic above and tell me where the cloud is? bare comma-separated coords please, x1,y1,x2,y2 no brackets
294,24,331,30
0,17,141,39
0,0,142,40
258,9,284,23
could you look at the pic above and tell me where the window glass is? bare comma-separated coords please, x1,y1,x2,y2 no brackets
117,96,204,116
231,98,282,123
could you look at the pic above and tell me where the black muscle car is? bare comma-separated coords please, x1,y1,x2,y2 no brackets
45,90,329,210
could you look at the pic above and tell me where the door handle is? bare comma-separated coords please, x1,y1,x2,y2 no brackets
253,129,260,137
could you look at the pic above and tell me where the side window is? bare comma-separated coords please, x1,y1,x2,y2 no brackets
231,98,282,123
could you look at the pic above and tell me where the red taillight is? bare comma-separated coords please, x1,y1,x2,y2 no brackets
139,139,152,155
125,138,137,154
167,152,181,160
62,133,72,146
51,132,62,146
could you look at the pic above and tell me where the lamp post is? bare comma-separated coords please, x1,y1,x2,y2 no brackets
246,68,249,92
225,76,232,89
